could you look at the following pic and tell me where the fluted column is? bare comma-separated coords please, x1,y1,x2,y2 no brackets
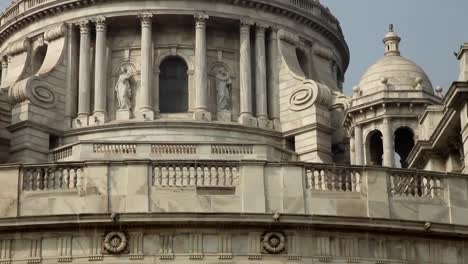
255,23,272,129
0,58,7,86
92,17,107,125
354,125,364,165
76,20,91,126
268,27,280,130
383,117,395,167
138,14,155,120
193,13,211,121
238,20,257,127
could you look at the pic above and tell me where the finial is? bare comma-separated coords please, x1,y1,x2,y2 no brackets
389,24,394,32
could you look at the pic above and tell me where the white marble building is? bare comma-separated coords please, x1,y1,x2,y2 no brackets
0,0,467,263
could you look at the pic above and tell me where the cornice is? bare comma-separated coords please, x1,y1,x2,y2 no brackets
0,0,349,70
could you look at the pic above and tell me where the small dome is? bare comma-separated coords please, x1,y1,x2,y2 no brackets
356,25,434,96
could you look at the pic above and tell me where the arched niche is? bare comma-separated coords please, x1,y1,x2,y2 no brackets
394,127,415,168
158,56,189,113
366,130,383,166
155,50,194,114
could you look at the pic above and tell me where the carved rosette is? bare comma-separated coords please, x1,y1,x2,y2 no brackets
262,232,286,254
103,231,128,254
8,77,55,108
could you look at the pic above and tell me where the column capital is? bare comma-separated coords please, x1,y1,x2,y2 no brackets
139,13,153,28
256,22,269,31
1,57,7,68
77,20,90,34
94,17,106,31
194,13,209,27
240,19,254,33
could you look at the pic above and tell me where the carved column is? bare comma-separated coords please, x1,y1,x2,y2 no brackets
255,23,271,129
354,125,364,165
76,20,91,126
238,20,257,127
92,17,107,124
0,58,7,86
268,27,280,130
383,117,395,167
193,13,211,121
138,14,155,120
66,24,78,127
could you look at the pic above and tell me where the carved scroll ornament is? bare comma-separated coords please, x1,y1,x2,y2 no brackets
8,77,55,108
289,80,331,111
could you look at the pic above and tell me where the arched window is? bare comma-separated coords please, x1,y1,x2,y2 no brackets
159,56,188,113
394,127,415,168
32,45,48,75
367,130,383,166
296,48,310,79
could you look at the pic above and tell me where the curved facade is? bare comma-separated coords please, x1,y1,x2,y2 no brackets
0,1,468,264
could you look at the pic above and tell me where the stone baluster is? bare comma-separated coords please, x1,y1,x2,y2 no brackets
238,20,257,127
92,17,108,124
138,14,155,120
267,27,280,130
76,20,91,126
193,14,212,121
255,23,272,129
382,117,395,167
354,125,364,165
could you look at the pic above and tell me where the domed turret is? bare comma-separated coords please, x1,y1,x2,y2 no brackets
355,24,434,98
345,25,441,169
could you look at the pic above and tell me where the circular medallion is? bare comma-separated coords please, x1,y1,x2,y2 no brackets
103,231,127,254
262,232,286,254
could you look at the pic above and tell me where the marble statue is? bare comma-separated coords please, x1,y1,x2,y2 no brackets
115,68,133,110
215,67,232,111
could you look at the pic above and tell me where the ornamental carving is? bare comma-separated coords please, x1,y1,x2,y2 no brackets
115,65,134,110
262,232,286,254
289,80,331,111
103,231,128,254
8,77,55,108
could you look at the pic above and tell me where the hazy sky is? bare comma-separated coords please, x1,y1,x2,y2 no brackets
324,0,468,94
0,0,466,95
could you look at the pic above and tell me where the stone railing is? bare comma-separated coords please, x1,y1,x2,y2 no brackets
49,142,296,162
0,0,341,36
390,170,443,199
152,163,239,188
305,165,362,192
21,164,84,192
6,161,468,224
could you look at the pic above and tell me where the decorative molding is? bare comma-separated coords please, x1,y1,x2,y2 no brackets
44,23,67,41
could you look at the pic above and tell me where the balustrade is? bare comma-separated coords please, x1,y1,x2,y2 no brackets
52,146,73,161
152,144,197,155
211,144,254,155
22,166,83,191
305,166,361,192
390,172,443,199
152,164,239,188
93,143,137,154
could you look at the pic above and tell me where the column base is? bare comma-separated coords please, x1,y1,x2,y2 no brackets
73,114,89,128
257,116,274,130
238,113,257,127
116,109,132,121
193,109,212,121
272,118,281,131
217,110,232,122
90,112,107,125
136,109,155,121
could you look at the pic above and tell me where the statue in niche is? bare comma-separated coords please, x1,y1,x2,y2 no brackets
115,67,133,110
215,66,232,111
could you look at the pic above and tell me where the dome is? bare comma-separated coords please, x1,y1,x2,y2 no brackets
356,25,434,96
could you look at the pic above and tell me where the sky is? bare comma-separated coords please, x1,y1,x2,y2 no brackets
0,0,466,95
324,0,468,94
